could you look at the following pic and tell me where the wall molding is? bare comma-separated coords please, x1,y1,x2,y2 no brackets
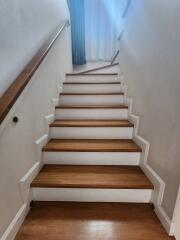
1,203,29,240
51,98,59,110
20,162,41,203
34,134,49,166
155,206,175,236
44,114,55,135
124,84,174,236
172,185,180,239
57,84,63,94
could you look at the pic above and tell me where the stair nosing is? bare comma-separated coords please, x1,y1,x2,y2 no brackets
31,165,153,189
42,139,142,153
31,184,153,189
55,105,128,109
50,120,134,128
60,92,124,96
63,82,121,85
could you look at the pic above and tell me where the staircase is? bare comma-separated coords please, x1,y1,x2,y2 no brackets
30,71,153,203
16,67,174,239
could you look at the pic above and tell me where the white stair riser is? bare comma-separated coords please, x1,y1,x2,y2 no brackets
66,75,119,83
50,127,133,139
63,84,122,93
43,152,140,165
59,95,124,105
32,188,153,203
55,109,128,120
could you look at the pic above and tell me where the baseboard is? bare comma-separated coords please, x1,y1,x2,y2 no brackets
34,134,49,165
51,98,59,109
124,94,174,236
44,114,55,134
20,162,41,203
172,186,180,239
1,203,29,240
57,84,63,94
155,206,175,236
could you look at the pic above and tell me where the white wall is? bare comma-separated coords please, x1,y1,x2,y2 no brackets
119,0,180,219
0,0,70,96
0,0,72,238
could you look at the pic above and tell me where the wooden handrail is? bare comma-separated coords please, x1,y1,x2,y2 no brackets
0,20,70,124
111,50,120,65
71,63,119,75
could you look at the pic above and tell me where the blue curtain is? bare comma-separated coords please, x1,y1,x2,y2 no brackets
68,0,86,65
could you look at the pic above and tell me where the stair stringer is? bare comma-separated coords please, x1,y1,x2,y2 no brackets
123,81,174,236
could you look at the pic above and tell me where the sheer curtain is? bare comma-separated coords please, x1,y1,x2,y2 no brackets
68,0,86,65
85,0,121,62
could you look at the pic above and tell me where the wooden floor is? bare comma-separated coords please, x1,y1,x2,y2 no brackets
43,139,142,152
31,165,153,189
16,202,174,240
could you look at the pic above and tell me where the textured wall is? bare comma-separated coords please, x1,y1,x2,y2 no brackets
119,0,180,218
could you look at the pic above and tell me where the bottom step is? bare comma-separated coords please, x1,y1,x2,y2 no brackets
31,165,153,203
16,202,173,240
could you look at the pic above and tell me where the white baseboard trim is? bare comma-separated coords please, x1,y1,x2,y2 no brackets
124,95,174,236
44,114,55,134
172,185,180,239
155,206,175,236
51,98,59,109
57,84,63,94
20,162,41,203
34,134,49,165
1,203,29,240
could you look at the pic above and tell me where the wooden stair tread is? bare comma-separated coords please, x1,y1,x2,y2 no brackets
60,92,124,95
56,104,128,109
50,120,134,127
43,139,141,152
31,165,153,189
63,82,121,84
16,202,173,240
